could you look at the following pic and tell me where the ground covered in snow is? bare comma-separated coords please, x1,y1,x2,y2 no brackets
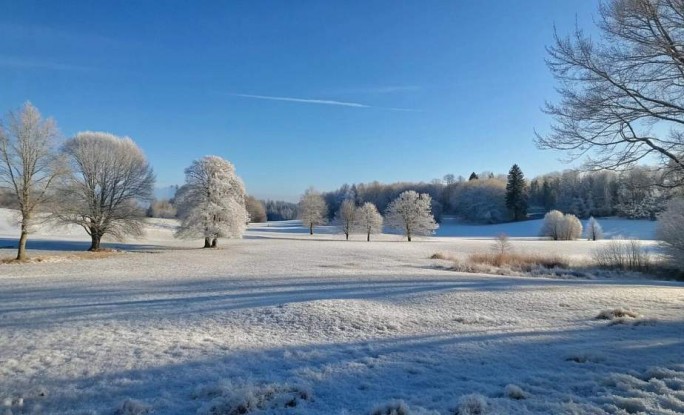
0,211,683,414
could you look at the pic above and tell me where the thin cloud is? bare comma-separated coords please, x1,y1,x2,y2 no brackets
229,93,419,112
337,85,422,94
0,55,90,71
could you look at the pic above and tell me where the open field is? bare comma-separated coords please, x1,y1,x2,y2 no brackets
1,212,683,414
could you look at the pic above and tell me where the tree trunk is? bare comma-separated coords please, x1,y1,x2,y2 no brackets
309,223,313,235
367,231,370,242
17,226,28,261
89,233,102,251
204,237,211,248
345,232,349,241
211,238,218,248
407,235,412,242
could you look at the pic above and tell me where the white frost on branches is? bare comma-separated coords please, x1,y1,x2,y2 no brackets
175,156,248,247
385,191,438,242
298,187,328,235
356,202,383,242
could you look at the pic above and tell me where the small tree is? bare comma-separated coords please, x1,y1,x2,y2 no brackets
245,195,267,223
657,198,684,270
298,187,327,235
0,102,63,260
586,217,603,241
469,172,479,181
385,190,438,242
175,156,248,248
356,202,383,242
56,132,155,251
334,199,357,240
505,164,528,221
541,210,564,240
491,233,512,256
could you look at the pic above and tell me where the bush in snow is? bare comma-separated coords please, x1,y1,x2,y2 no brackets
197,382,312,415
540,210,582,240
370,400,412,415
385,191,438,242
657,198,684,270
592,238,650,271
117,399,150,415
298,187,328,235
596,308,640,320
585,217,603,241
456,393,488,415
504,384,526,400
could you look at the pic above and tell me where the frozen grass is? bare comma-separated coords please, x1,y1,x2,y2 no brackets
1,211,683,414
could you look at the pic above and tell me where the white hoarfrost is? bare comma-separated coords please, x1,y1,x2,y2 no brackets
385,191,438,241
175,156,248,247
0,210,682,414
298,187,328,235
356,202,384,242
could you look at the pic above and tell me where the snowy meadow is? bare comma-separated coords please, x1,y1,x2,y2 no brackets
1,211,683,415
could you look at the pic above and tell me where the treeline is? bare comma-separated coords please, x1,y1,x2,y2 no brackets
320,167,671,224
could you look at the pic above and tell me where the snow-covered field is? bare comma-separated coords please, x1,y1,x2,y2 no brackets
1,210,683,414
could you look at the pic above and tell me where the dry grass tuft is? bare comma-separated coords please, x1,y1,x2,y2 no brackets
1,250,119,265
596,308,640,320
467,252,570,270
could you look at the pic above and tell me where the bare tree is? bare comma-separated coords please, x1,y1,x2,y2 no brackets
0,102,63,260
385,191,438,242
491,233,512,255
356,202,383,242
175,156,248,248
56,132,155,251
335,199,357,240
298,187,327,235
537,0,684,187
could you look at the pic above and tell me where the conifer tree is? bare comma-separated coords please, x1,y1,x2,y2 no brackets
505,164,528,221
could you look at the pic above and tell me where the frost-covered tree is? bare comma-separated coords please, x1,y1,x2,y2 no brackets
505,164,528,221
385,190,438,242
334,199,357,240
245,195,267,223
559,214,583,240
541,210,583,241
175,156,248,248
541,210,564,240
356,202,383,242
298,187,327,235
0,102,64,260
56,132,154,251
450,178,508,224
586,217,603,241
657,198,684,270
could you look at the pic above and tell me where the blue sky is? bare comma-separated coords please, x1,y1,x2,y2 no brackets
1,1,599,201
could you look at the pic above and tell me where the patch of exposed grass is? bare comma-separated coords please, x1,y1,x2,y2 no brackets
467,252,570,271
0,250,119,265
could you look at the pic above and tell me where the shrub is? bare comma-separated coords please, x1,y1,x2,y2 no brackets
467,252,569,271
504,384,526,400
541,210,582,240
456,394,488,415
491,233,512,255
592,238,650,271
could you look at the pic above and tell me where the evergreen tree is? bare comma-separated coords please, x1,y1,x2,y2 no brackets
505,164,528,221
468,172,479,181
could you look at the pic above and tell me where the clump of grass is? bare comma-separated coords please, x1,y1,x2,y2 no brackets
467,252,570,271
0,250,119,265
596,308,640,320
430,252,453,260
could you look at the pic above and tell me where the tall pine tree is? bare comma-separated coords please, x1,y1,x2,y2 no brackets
505,164,528,221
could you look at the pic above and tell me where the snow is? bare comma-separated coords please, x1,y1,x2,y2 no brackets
0,209,683,414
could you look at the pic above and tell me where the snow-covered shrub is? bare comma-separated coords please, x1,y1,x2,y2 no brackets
558,214,582,240
504,384,526,400
592,238,650,270
541,210,582,240
596,308,640,320
370,400,411,415
657,198,684,270
456,393,488,415
117,399,150,415
540,210,563,240
585,217,603,241
197,382,311,415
